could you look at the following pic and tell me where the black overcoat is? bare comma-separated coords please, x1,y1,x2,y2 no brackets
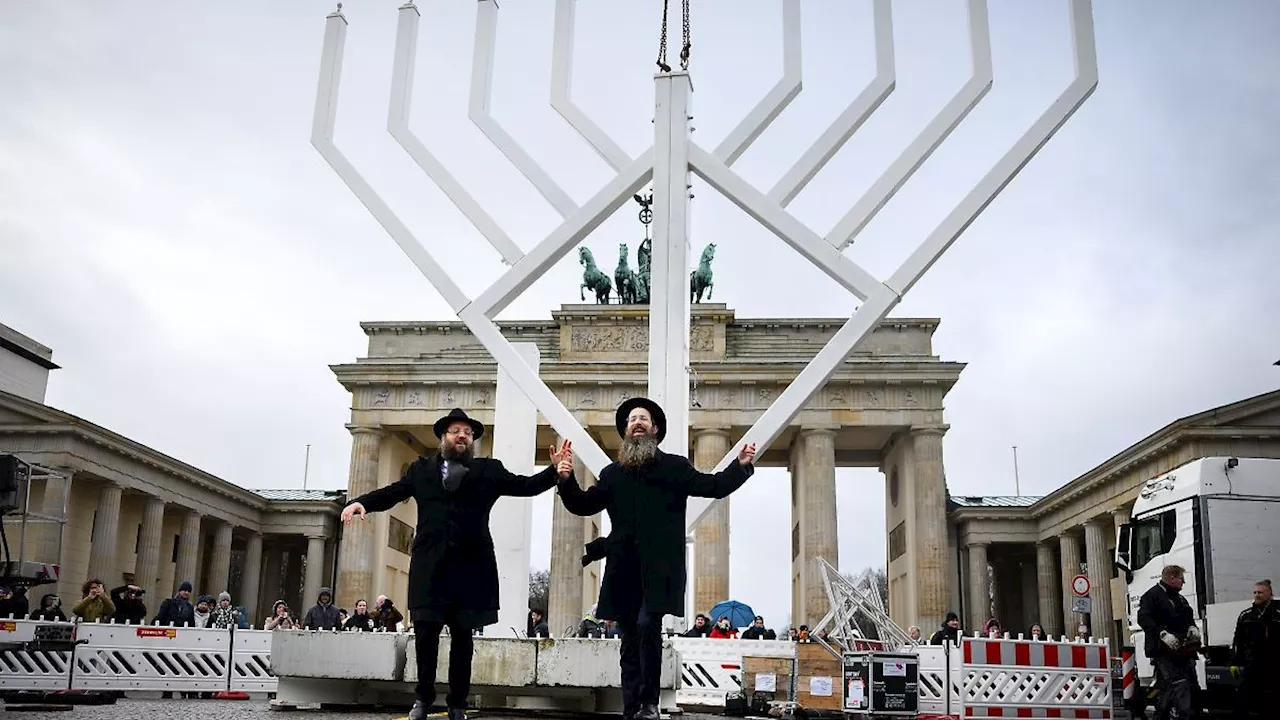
352,454,560,621
557,451,753,620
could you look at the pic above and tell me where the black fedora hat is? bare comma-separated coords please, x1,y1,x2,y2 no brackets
433,408,485,440
615,397,666,443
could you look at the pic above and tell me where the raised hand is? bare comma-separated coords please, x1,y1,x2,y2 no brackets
341,501,367,525
737,443,757,466
550,439,574,479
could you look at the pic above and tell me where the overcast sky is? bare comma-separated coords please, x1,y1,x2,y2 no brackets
3,1,1277,627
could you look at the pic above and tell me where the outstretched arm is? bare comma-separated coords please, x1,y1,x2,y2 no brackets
349,463,416,514
493,461,560,497
672,446,756,499
558,470,611,516
495,440,576,498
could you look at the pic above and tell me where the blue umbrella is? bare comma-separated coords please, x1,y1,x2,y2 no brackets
707,600,755,628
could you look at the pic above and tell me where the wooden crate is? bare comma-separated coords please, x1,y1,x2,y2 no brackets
794,643,842,710
743,656,794,701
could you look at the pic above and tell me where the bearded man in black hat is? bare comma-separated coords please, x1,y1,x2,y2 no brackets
556,397,756,720
340,408,575,720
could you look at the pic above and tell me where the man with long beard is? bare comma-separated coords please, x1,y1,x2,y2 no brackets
340,408,574,720
557,397,756,720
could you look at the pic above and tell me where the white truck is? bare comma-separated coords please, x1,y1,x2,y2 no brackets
1114,456,1280,716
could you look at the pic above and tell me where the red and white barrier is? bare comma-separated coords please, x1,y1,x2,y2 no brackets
961,636,1111,719
1119,647,1135,704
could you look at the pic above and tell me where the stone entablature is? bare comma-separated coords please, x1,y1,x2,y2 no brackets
0,391,340,535
357,304,943,365
336,305,961,429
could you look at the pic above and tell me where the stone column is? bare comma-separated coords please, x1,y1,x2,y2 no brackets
967,542,989,632
305,535,327,605
911,427,950,626
1036,540,1063,637
1059,531,1082,636
799,429,838,626
693,428,731,616
336,426,382,606
206,522,234,595
550,447,591,636
87,484,123,583
174,511,202,592
260,544,283,616
241,533,264,623
1084,518,1113,646
34,470,71,565
135,497,166,601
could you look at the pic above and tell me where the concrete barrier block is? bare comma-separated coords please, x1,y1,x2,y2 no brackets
535,638,680,689
404,637,538,686
271,631,407,680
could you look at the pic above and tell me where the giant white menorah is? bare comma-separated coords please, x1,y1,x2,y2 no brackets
313,0,1097,538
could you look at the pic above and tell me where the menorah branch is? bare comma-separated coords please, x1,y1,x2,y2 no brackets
885,0,1096,298
690,144,882,301
826,0,994,250
469,151,654,320
390,2,524,266
552,0,632,171
313,8,471,313
767,0,895,207
712,0,802,166
471,0,579,217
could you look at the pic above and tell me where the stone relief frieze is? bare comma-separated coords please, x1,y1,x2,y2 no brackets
568,324,714,353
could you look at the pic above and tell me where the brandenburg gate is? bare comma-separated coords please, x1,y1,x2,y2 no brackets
331,303,963,634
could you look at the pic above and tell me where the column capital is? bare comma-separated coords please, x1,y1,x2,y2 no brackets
1035,538,1054,548
1083,517,1109,529
692,427,731,439
909,425,949,438
797,426,838,438
968,541,990,549
346,424,384,437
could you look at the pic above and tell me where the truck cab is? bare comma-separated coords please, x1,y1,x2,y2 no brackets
1114,456,1280,715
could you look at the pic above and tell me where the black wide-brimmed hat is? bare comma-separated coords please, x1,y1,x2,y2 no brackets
433,408,485,440
615,397,667,443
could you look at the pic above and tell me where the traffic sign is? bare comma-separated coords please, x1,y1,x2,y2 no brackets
1072,574,1091,597
1071,596,1092,614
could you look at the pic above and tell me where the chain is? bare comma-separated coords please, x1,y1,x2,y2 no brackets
656,0,690,73
656,0,670,72
680,0,690,71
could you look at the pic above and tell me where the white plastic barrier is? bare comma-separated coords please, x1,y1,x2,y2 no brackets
0,619,278,694
671,637,795,707
72,623,231,692
961,636,1112,720
0,618,75,690
913,642,964,717
229,629,277,693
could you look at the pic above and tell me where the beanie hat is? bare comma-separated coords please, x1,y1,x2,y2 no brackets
178,581,193,593
945,611,959,623
218,592,231,603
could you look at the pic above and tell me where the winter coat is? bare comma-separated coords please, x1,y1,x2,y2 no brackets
1137,581,1195,660
153,595,195,627
709,625,738,639
71,594,115,623
372,600,403,631
557,451,753,619
529,619,550,638
344,612,376,632
929,624,959,646
683,614,712,637
211,605,240,629
1232,600,1280,669
109,586,148,624
350,454,560,622
303,588,342,630
29,595,67,622
741,625,768,640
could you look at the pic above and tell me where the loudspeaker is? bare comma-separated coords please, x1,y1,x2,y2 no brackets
0,454,29,513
